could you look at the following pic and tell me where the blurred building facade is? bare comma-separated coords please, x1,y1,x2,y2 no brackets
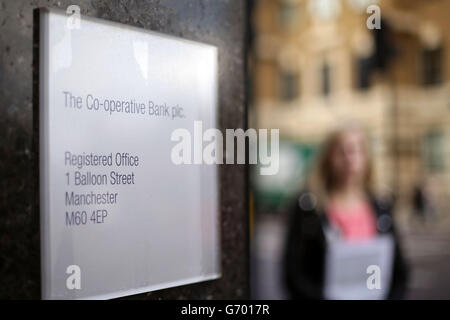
250,0,450,217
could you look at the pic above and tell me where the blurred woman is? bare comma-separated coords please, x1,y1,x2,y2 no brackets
283,126,408,299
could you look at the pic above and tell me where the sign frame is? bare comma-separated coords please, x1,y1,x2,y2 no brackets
38,7,221,300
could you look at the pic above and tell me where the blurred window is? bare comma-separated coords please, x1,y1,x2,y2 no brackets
422,47,443,86
322,63,331,96
279,70,299,102
356,57,372,90
279,2,299,29
423,130,445,172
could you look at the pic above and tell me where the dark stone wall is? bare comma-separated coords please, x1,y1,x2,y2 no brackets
0,0,248,299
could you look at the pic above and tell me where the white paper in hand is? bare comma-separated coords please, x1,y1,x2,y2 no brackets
323,228,395,300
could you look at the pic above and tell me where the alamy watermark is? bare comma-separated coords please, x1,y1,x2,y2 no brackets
366,265,382,290
171,121,280,176
66,5,81,30
366,4,381,30
66,264,81,290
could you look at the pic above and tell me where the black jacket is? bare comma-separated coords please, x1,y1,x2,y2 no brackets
283,193,409,300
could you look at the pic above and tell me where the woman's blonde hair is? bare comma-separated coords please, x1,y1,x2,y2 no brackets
308,124,374,209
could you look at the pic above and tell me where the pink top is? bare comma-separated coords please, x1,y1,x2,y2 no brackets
327,201,377,242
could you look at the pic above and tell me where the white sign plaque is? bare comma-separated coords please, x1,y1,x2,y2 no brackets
39,9,220,299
